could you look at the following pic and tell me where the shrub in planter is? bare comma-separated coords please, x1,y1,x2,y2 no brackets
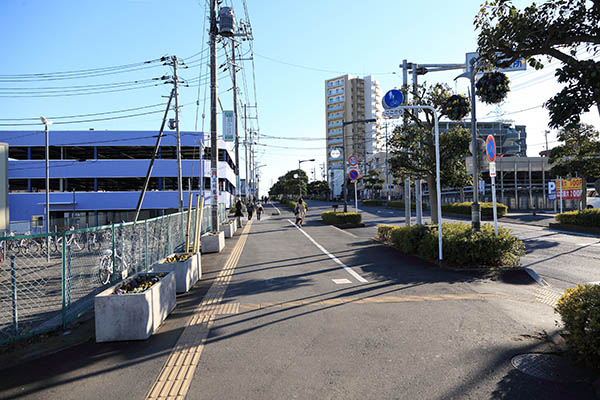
362,199,384,206
441,202,507,218
376,224,396,242
475,71,510,104
388,223,524,268
387,201,421,210
555,284,600,369
441,94,471,121
321,211,362,225
555,209,600,227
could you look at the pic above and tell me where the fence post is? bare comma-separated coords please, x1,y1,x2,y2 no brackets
166,215,171,256
67,244,72,310
145,219,149,272
111,223,116,283
61,231,67,328
10,255,18,337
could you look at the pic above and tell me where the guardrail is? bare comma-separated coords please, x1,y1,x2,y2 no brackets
0,203,228,344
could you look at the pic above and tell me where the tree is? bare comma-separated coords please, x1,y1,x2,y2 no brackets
474,0,600,128
268,169,309,198
389,83,472,223
549,123,600,207
307,180,330,199
362,170,384,199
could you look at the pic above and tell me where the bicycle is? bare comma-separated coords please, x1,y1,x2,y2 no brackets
98,249,130,285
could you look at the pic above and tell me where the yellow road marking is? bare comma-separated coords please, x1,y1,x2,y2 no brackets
146,221,253,400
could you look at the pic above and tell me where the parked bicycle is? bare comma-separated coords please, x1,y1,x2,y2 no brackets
98,249,130,285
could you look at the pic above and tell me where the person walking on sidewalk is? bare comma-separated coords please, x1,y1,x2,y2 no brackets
247,201,255,221
295,198,307,227
234,198,244,227
256,202,264,220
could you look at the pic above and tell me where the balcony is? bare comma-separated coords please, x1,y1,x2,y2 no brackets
327,121,343,128
328,137,343,145
328,104,344,112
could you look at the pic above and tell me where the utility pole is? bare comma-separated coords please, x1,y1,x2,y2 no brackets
209,0,219,232
232,40,241,198
468,58,481,231
544,130,549,153
244,104,249,200
172,56,184,212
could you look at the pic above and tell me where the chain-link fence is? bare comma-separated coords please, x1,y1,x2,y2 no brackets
0,203,230,344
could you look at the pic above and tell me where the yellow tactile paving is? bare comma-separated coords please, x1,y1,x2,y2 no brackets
145,221,253,400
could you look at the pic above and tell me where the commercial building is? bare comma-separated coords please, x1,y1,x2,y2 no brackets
325,75,384,198
439,121,527,157
2,130,237,233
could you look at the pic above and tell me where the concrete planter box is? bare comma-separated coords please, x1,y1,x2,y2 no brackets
94,271,176,342
201,231,225,253
222,221,236,238
152,253,201,293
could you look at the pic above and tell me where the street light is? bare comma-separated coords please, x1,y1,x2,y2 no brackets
40,116,53,262
455,59,482,231
341,118,376,212
298,159,315,198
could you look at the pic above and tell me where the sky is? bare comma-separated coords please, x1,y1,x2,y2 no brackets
1,0,598,197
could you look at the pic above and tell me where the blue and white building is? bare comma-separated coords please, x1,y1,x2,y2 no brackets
1,130,237,232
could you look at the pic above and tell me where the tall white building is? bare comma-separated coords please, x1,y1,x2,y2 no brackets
325,74,384,198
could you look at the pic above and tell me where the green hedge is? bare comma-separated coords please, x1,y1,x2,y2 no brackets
555,284,600,369
362,199,384,206
387,201,419,210
555,209,600,227
441,202,508,218
321,211,362,225
376,223,524,268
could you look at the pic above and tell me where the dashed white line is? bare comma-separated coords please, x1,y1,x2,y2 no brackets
332,279,352,284
287,219,368,283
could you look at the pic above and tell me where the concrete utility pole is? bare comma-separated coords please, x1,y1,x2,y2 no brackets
40,116,52,262
467,59,481,231
244,104,249,200
209,0,219,232
232,41,241,198
172,56,184,212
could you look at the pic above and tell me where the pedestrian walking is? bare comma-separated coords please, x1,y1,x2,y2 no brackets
247,201,255,221
256,202,264,220
234,198,244,227
295,198,307,227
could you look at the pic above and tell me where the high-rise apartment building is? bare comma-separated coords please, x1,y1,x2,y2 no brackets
325,74,383,198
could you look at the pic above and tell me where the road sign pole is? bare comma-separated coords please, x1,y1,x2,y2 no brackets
354,180,358,212
492,176,498,234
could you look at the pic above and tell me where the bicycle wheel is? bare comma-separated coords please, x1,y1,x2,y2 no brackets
89,237,101,252
98,257,112,285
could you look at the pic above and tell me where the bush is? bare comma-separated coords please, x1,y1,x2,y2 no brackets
376,225,396,242
321,211,362,225
441,202,507,218
555,284,600,369
555,209,600,227
387,201,421,210
362,200,384,206
378,223,524,268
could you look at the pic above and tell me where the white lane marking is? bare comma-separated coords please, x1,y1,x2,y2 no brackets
330,225,357,238
333,278,352,284
577,242,600,247
287,219,368,283
525,268,549,287
587,281,600,285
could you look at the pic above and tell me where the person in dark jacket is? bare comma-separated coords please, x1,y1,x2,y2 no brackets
247,201,255,220
234,198,244,226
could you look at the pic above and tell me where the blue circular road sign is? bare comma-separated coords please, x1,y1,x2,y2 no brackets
348,169,359,181
486,135,496,162
382,89,404,109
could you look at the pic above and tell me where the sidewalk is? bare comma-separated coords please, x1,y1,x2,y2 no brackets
0,205,596,399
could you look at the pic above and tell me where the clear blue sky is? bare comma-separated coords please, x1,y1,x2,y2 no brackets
1,0,598,196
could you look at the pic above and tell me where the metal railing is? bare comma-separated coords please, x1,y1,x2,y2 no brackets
0,203,229,344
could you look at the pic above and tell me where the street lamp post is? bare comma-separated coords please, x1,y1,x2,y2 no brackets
342,118,376,212
40,116,53,262
298,159,315,198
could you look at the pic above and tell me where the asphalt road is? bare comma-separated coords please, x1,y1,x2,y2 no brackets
0,203,595,399
316,200,600,293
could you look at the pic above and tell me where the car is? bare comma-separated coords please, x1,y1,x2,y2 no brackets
587,189,600,208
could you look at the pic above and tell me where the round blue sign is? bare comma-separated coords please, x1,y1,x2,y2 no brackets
486,135,496,162
382,89,404,109
348,169,359,181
